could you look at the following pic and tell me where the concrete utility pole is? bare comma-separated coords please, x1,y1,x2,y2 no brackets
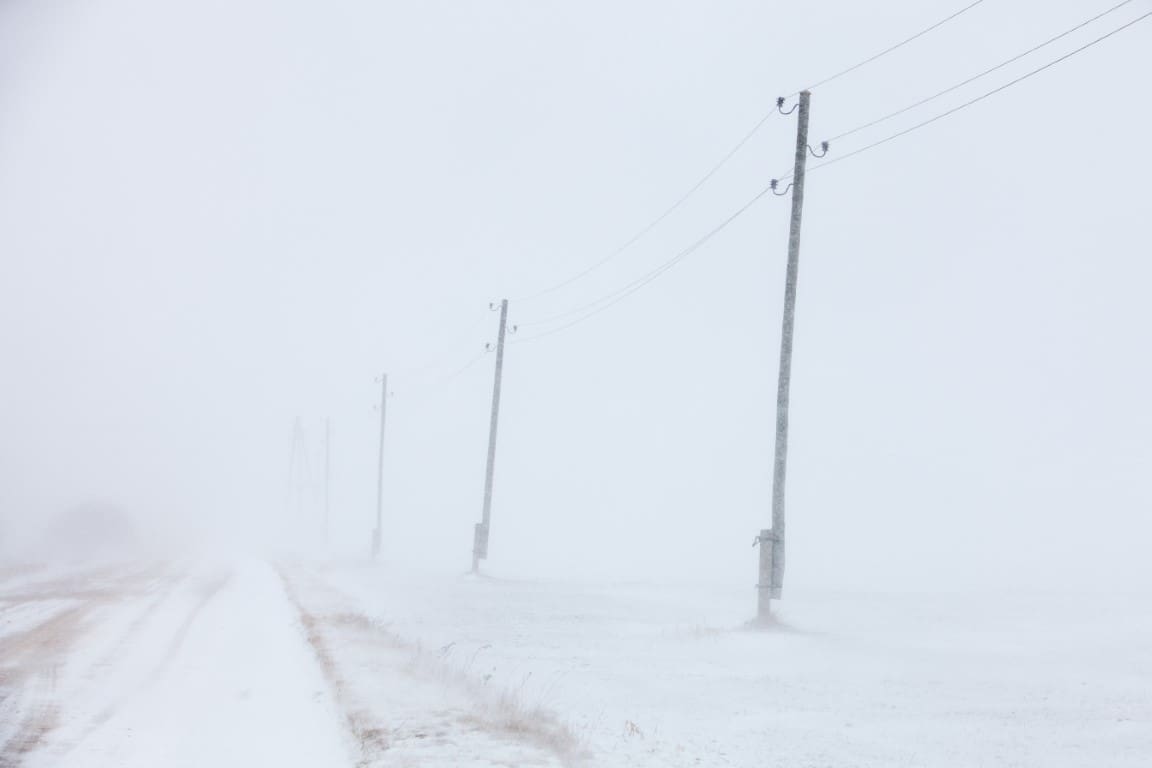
759,90,812,623
373,375,387,559
472,299,509,573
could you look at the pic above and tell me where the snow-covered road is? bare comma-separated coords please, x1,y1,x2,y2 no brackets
0,561,347,767
36,561,353,768
3,559,1150,767
1,560,577,767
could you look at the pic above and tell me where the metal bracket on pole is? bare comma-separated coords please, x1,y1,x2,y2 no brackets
755,528,778,622
473,522,489,561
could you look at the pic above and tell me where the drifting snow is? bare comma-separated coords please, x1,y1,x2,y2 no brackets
310,562,1152,767
3,559,1150,766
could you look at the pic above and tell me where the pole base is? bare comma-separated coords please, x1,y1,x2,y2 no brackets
754,528,780,624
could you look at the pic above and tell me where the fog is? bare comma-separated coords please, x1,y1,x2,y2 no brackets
1,0,1149,592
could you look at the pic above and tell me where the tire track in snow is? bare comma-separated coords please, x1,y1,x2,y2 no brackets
0,562,166,612
0,595,118,765
0,604,88,767
0,565,45,592
86,570,226,726
46,567,232,762
41,561,353,768
0,563,176,766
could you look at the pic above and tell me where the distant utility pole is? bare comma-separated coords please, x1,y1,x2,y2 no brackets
758,90,812,624
472,299,509,573
373,374,388,559
324,417,332,547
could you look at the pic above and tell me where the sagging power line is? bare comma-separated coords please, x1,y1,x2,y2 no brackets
798,0,991,93
509,109,779,304
506,6,1152,345
510,2,996,307
389,346,492,402
512,183,777,343
766,7,1152,186
807,8,1152,174
826,0,1139,143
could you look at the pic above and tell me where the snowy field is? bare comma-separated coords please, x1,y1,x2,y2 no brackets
2,559,1150,767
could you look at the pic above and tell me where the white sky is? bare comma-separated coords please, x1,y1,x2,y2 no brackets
1,0,1149,591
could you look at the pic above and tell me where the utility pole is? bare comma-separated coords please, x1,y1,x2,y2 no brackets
472,299,509,573
373,375,387,559
324,417,332,548
758,90,812,624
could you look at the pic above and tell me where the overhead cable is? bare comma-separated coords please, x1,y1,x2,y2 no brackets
513,184,774,343
511,109,777,303
800,0,991,93
808,9,1152,174
826,0,1138,143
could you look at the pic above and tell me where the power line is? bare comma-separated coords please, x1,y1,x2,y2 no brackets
513,7,1151,344
801,0,991,93
512,184,775,344
392,345,492,400
511,1,995,307
435,346,492,386
510,108,778,303
827,0,1138,143
516,185,772,329
807,9,1152,175
390,359,449,383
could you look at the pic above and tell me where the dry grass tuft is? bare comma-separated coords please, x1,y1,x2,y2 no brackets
278,567,590,766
